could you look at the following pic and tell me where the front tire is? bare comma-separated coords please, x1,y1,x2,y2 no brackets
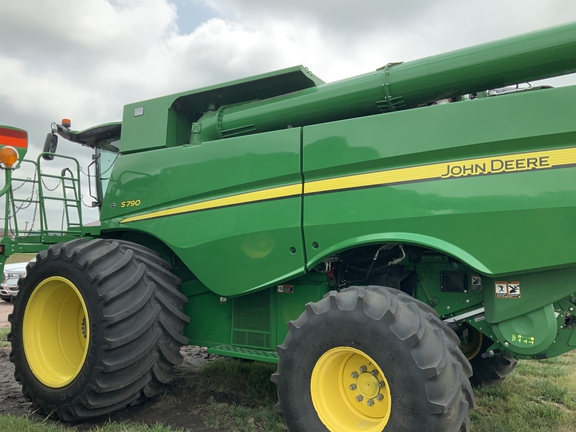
469,333,518,387
272,286,474,432
9,238,189,420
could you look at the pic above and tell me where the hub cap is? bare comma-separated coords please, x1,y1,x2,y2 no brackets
311,346,391,431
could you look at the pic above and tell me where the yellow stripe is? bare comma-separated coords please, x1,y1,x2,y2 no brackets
305,147,576,194
121,147,576,224
121,183,301,223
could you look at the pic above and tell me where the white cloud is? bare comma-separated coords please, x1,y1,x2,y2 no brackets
0,56,98,118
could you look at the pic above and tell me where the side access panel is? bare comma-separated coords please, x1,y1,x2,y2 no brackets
102,128,305,296
183,274,329,359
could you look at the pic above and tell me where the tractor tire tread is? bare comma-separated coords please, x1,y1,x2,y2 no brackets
9,238,189,420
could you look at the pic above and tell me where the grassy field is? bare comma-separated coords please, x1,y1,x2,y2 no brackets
0,328,9,348
0,350,574,431
471,352,576,432
5,253,36,264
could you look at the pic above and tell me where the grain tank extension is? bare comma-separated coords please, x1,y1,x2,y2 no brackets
2,21,576,432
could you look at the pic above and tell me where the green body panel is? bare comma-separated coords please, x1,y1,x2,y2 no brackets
184,290,232,347
120,66,323,153
570,327,576,347
302,85,576,275
483,267,576,323
412,257,485,313
492,304,557,355
102,128,306,296
101,83,576,340
184,274,329,353
105,85,576,297
274,274,328,345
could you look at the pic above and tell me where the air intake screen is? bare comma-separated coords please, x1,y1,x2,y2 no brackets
232,289,271,349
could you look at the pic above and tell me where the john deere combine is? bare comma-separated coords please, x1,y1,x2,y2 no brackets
1,21,576,432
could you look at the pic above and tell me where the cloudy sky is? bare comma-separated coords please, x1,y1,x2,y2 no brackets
1,0,576,226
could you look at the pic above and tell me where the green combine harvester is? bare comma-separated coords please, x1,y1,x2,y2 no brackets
1,20,576,432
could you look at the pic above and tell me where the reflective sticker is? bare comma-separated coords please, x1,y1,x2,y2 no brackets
511,334,535,345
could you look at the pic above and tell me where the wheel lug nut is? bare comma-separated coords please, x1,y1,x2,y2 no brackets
359,366,367,373
349,384,357,390
378,381,385,388
376,394,384,401
367,399,374,406
356,395,363,402
370,369,378,376
351,371,358,378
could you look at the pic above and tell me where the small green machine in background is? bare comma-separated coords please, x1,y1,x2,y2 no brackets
1,20,576,432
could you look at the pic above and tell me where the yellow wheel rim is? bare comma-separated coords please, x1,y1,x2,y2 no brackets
311,347,391,431
23,276,90,388
461,326,483,361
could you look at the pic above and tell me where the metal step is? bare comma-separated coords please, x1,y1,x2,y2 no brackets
208,344,279,363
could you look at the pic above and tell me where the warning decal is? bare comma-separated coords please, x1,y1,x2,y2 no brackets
495,282,508,298
495,281,521,299
471,275,482,290
508,282,521,298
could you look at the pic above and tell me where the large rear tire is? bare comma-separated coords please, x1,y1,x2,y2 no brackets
8,238,189,420
272,286,474,432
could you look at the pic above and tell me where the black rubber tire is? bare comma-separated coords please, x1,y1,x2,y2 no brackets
8,238,189,420
272,285,475,432
469,335,518,387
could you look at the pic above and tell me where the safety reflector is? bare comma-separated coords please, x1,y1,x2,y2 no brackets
0,146,18,168
0,126,28,167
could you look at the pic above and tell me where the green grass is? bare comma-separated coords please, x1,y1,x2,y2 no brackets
175,358,286,432
0,352,575,431
0,416,184,432
201,396,286,432
199,358,278,406
0,327,9,348
0,414,69,432
6,253,36,264
471,351,576,432
87,422,184,432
